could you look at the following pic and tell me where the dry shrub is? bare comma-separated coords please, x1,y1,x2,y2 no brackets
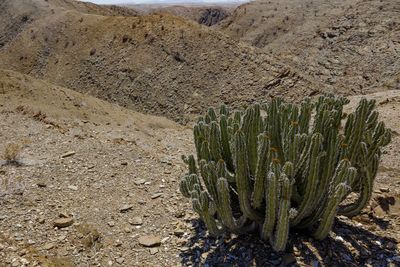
3,143,21,164
77,223,101,249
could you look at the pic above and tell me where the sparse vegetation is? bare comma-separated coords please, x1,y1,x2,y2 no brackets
180,95,391,251
3,143,22,165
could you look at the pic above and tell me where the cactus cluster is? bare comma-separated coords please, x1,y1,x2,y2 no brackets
179,95,391,251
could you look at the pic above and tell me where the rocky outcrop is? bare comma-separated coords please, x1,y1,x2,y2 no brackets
198,8,229,26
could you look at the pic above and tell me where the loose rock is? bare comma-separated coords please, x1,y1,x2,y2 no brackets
53,218,74,228
61,151,76,158
119,204,133,213
129,217,143,225
138,235,161,247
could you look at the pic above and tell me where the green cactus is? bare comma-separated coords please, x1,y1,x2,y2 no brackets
179,95,391,252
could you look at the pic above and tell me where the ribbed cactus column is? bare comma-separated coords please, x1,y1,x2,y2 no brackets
291,133,324,226
234,130,263,223
271,175,292,251
261,171,278,240
179,95,391,252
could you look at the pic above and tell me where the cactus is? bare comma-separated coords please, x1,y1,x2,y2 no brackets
179,95,391,252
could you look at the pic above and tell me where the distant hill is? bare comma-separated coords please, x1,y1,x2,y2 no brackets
0,0,315,123
218,0,400,94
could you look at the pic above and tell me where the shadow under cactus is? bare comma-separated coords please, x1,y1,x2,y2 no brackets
180,218,399,267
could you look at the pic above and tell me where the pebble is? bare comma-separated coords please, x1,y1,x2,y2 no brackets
293,247,300,257
59,211,70,218
53,217,74,228
67,185,78,191
129,217,143,225
373,205,386,218
61,151,76,158
138,235,161,247
134,179,146,185
116,257,125,264
37,181,47,187
151,193,163,199
119,204,133,213
174,211,185,218
173,229,185,237
335,236,344,242
386,242,395,249
149,247,159,255
43,242,55,250
108,221,115,227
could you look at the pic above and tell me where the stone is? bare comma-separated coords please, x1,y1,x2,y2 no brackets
116,257,125,264
68,185,78,191
134,178,146,185
151,193,163,199
373,205,386,218
138,235,161,247
293,247,300,257
37,216,45,224
149,247,158,255
386,242,395,249
334,236,344,242
107,221,115,227
61,151,76,158
129,217,143,225
119,204,133,213
59,211,70,218
174,210,185,218
379,187,390,193
43,242,55,250
173,229,185,237
37,181,47,188
54,218,74,228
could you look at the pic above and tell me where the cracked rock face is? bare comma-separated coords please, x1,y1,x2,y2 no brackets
198,8,229,26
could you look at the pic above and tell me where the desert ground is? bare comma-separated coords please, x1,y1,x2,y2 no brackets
0,0,399,266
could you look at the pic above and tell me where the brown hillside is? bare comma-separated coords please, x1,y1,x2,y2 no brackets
218,0,400,94
0,0,317,123
218,0,356,48
0,68,176,132
131,4,233,26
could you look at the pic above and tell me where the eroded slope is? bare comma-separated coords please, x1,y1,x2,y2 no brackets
0,0,315,123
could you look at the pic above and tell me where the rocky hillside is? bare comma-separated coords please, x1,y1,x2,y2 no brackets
1,68,399,266
218,0,400,95
131,4,233,26
218,0,356,48
0,0,316,123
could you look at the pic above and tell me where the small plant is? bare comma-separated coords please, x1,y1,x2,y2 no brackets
3,143,22,165
179,95,391,251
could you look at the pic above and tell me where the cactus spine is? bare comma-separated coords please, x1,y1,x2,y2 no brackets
180,95,391,252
